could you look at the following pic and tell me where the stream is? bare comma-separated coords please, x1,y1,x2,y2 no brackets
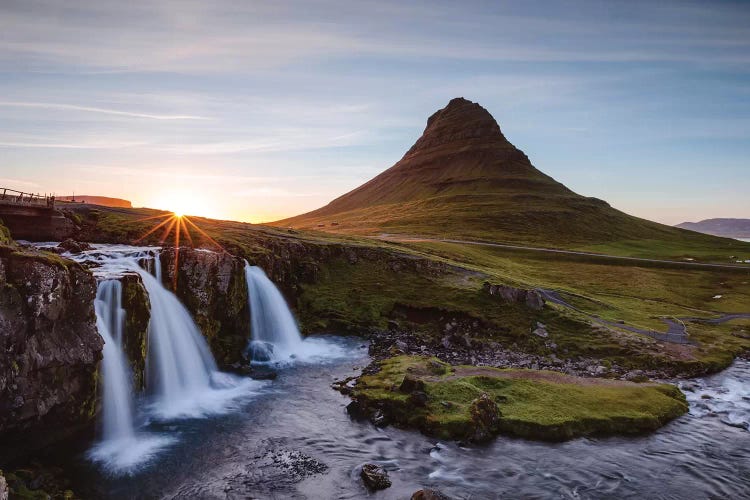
54,342,749,499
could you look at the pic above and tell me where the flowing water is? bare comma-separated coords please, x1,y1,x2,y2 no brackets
57,345,750,499
43,244,750,496
62,245,267,474
245,263,343,364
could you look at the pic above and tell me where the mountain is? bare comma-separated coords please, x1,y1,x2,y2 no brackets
274,98,707,247
58,195,132,208
676,218,750,239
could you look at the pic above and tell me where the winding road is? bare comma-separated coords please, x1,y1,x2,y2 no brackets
377,234,750,344
377,235,750,271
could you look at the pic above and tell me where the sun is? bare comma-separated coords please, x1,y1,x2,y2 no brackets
155,190,209,219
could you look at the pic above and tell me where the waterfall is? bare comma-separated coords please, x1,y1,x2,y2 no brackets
153,250,162,283
94,280,135,443
89,277,172,474
244,263,305,363
136,268,219,417
62,244,265,473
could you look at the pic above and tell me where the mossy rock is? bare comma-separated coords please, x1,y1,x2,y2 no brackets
349,356,688,442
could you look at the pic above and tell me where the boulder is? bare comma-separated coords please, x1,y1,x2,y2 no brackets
411,489,451,500
360,463,391,491
399,374,426,393
532,322,548,338
57,238,92,254
469,393,501,442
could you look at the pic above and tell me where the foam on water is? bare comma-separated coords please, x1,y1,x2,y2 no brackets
680,360,750,430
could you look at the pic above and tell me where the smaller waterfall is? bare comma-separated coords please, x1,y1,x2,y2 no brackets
153,250,162,283
94,280,135,443
245,264,304,363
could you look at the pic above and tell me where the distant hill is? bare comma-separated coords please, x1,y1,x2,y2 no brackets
274,98,723,248
58,195,132,208
676,218,750,238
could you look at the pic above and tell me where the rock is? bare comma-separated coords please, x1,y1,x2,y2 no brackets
409,391,429,407
484,283,545,311
399,374,426,393
248,340,275,362
0,248,102,462
370,410,387,427
0,472,7,500
411,488,451,500
159,247,250,367
360,463,391,491
532,322,548,338
469,393,501,442
57,238,92,254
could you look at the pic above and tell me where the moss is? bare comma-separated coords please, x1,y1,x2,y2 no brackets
350,356,688,442
0,219,13,245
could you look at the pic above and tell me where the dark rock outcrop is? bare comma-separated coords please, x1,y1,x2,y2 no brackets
483,282,544,310
0,247,101,462
120,273,150,390
159,248,249,366
360,463,391,491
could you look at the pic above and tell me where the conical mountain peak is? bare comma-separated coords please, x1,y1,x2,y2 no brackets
275,99,679,247
404,97,509,158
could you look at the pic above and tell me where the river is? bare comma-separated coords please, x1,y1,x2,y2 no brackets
49,336,749,499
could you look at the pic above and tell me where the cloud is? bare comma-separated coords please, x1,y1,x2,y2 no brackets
2,0,749,74
0,139,146,149
0,177,40,189
0,101,208,120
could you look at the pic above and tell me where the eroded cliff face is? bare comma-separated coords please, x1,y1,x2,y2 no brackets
0,247,102,462
159,248,249,366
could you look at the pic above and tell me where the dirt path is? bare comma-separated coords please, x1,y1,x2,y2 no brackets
540,289,750,345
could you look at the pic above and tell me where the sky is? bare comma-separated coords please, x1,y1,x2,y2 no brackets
0,0,748,224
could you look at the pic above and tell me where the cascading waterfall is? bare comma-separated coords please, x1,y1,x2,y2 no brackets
61,244,264,474
244,263,343,364
135,268,219,417
94,280,135,443
245,263,304,362
89,276,172,475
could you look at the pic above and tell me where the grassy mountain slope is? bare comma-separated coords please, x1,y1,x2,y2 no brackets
274,98,738,251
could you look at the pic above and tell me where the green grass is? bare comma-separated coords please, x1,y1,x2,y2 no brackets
68,204,750,374
579,236,750,263
351,356,688,441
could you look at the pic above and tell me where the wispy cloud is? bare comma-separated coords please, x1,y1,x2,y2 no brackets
0,139,146,149
0,101,208,120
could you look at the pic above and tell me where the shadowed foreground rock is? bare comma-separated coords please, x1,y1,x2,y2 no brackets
0,246,102,462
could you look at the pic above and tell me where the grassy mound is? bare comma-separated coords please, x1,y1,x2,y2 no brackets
349,356,688,442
